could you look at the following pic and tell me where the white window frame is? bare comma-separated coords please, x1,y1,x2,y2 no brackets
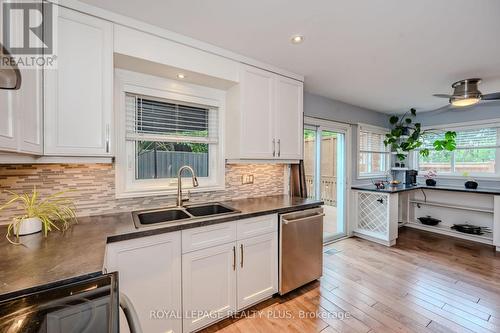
357,123,390,179
415,119,500,180
114,69,226,198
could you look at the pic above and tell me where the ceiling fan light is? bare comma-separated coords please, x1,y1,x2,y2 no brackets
450,97,481,107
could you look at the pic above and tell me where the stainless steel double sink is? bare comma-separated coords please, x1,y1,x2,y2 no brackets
132,203,239,228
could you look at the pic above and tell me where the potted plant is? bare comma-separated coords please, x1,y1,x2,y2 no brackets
0,187,77,244
384,108,457,161
462,172,478,189
424,170,437,186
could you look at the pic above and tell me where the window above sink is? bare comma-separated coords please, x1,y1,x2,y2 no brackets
114,70,226,198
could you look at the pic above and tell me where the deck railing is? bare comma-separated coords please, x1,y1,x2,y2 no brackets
306,175,337,206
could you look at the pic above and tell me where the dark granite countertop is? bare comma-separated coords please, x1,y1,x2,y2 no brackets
352,184,500,195
0,195,322,296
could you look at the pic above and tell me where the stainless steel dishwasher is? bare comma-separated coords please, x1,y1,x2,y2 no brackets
279,207,324,295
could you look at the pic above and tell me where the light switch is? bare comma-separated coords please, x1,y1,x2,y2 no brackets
242,174,254,185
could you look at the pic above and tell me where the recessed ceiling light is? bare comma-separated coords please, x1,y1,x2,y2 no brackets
290,35,304,44
177,73,186,79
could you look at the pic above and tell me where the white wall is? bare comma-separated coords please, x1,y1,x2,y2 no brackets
303,92,389,185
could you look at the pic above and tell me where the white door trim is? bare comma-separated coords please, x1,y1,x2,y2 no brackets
304,116,352,241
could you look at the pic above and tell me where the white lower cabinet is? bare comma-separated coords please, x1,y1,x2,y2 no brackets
182,243,237,333
181,214,278,332
104,215,278,333
236,232,278,310
104,232,182,333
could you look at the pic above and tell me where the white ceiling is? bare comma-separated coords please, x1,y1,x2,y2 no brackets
81,0,500,114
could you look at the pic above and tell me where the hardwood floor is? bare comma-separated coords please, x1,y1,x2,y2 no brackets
200,228,500,333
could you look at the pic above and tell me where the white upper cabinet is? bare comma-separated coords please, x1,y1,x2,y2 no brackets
226,64,303,161
274,75,303,160
44,7,113,156
238,66,275,159
0,8,43,155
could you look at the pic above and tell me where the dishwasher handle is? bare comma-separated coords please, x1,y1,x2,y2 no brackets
282,212,325,224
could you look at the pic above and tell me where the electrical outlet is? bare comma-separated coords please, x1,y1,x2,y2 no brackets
241,174,254,185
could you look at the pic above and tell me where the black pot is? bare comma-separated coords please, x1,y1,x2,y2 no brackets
418,216,441,226
464,181,478,189
426,179,436,186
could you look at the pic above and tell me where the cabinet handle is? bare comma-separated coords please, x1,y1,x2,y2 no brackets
272,139,276,157
105,124,110,153
277,139,281,157
377,198,384,204
240,244,244,268
232,246,236,271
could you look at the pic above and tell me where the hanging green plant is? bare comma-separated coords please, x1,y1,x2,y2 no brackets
384,108,457,161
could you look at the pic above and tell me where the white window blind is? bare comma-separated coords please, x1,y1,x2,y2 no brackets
421,127,499,149
358,125,389,177
359,127,388,153
125,93,218,144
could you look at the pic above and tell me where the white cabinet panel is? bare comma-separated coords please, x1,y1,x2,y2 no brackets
17,68,43,154
182,242,236,333
237,214,277,240
226,64,303,161
275,76,303,160
0,89,17,151
105,232,182,333
44,7,113,156
182,222,236,253
0,4,42,155
239,65,275,159
236,232,278,310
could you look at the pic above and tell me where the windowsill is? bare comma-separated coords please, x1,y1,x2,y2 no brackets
417,174,500,181
115,185,226,199
357,174,388,180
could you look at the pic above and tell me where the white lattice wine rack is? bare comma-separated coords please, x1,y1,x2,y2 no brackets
353,190,399,246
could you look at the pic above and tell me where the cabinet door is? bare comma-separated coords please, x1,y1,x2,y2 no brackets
274,76,303,160
239,65,275,159
105,232,182,333
44,7,113,156
0,4,42,154
0,88,17,151
182,242,236,333
236,232,278,310
17,67,43,154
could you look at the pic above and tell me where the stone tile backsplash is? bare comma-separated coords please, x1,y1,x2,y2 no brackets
0,163,286,224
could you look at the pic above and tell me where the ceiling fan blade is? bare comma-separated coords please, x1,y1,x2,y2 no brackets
482,92,500,100
433,94,452,99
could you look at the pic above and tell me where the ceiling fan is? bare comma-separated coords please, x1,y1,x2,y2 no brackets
433,78,500,107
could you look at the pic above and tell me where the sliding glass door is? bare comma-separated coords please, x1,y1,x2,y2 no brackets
304,120,348,243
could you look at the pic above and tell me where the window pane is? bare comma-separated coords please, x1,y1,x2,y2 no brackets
136,141,209,180
359,152,387,175
455,148,495,174
419,150,452,172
